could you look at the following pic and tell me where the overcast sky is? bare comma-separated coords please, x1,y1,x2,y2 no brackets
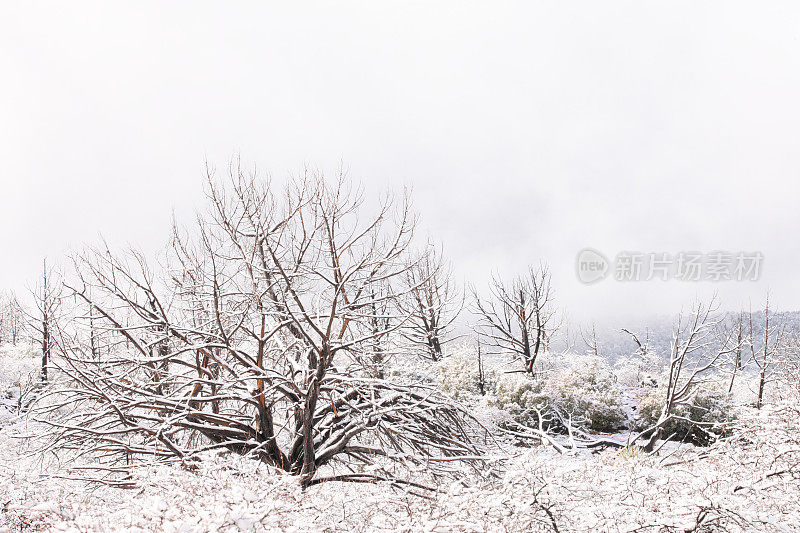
2,2,800,323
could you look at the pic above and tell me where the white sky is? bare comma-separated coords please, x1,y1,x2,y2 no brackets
2,1,800,321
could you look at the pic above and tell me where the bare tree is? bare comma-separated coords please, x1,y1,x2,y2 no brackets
27,260,62,382
35,165,487,487
472,263,555,374
362,280,392,379
781,333,800,395
621,327,653,363
476,339,486,396
749,292,785,409
726,310,747,394
582,323,600,358
629,297,740,452
620,327,663,387
398,245,462,361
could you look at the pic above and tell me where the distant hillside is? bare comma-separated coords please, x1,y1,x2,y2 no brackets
557,310,800,364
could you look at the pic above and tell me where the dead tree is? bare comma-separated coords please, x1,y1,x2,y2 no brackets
35,164,487,487
582,323,600,358
88,297,99,360
750,293,785,409
472,263,555,374
363,281,392,379
621,327,649,358
726,311,746,394
476,340,486,396
629,297,740,452
620,327,662,386
782,333,800,395
398,246,462,361
27,260,61,382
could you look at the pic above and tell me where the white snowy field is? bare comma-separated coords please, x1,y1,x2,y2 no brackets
1,348,799,532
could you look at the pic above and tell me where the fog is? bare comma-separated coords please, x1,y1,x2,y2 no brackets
3,1,800,321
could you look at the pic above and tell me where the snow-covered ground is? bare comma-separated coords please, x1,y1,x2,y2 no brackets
1,347,799,532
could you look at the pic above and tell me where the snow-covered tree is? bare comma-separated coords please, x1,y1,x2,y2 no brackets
629,297,741,451
35,164,486,487
398,245,462,361
472,263,556,374
27,260,61,382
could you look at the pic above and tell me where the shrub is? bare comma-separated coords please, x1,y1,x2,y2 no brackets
490,374,545,427
635,383,735,446
490,355,627,433
618,445,645,461
436,350,497,400
548,355,627,432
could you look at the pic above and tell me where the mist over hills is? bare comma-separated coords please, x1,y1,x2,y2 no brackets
557,310,800,364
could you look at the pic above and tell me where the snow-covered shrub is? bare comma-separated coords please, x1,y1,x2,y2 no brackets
547,355,627,432
436,350,497,400
490,374,545,426
635,383,735,446
490,355,627,432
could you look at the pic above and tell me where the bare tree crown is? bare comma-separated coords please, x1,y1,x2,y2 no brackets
35,164,486,487
472,263,555,374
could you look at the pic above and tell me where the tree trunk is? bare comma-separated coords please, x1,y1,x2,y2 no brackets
41,316,49,382
757,368,766,409
477,341,485,395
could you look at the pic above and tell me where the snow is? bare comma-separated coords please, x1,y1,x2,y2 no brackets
0,346,798,531
1,404,798,531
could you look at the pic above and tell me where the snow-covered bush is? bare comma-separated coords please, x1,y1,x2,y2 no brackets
635,383,736,445
490,374,545,427
436,350,497,400
490,355,627,432
549,355,627,432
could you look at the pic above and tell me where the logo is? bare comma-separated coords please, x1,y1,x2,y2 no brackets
576,248,609,284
